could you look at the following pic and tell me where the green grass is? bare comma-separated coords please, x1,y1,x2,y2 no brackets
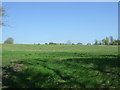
2,44,120,88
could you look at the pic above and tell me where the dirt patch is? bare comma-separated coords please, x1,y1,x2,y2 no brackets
10,59,21,63
12,64,24,72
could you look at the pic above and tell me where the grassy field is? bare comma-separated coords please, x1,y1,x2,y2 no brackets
2,44,120,88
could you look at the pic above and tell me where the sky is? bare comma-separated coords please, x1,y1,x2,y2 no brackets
2,2,118,44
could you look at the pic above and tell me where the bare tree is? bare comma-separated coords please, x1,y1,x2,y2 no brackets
0,6,5,26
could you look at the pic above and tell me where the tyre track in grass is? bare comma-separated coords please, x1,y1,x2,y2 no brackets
16,59,70,85
39,64,70,85
9,58,120,87
21,58,120,81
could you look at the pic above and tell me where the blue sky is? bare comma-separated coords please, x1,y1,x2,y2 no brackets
2,2,118,44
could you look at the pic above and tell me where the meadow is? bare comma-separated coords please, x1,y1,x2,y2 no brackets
2,44,120,88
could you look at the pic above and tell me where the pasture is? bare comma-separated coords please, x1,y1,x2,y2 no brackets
2,44,120,88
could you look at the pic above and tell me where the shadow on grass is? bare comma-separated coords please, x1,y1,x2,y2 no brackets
2,66,101,88
62,56,119,72
65,57,119,66
2,66,60,88
2,55,120,88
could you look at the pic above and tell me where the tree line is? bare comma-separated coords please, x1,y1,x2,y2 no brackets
94,36,120,45
4,36,120,45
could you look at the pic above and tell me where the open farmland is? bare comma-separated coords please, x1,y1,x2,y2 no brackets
2,44,120,88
